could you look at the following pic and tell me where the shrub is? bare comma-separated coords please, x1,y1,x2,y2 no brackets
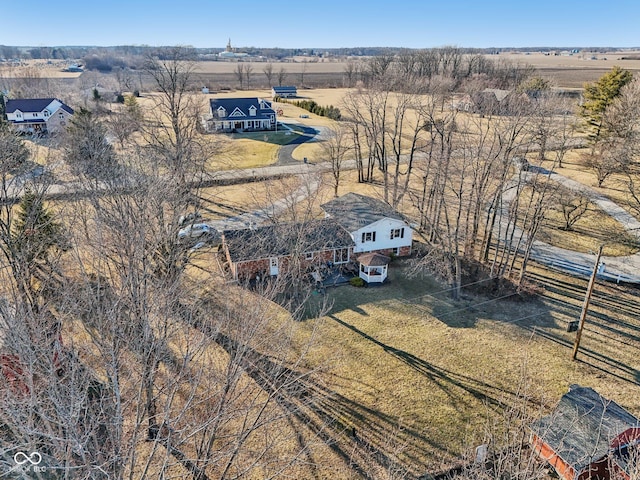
350,277,365,287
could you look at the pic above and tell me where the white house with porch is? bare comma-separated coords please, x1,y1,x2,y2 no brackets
4,98,74,134
321,193,412,257
206,97,276,133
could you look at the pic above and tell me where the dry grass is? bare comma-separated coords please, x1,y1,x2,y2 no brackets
539,204,638,256
290,259,640,474
0,59,83,79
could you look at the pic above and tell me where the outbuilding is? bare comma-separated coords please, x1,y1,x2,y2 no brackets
529,385,640,480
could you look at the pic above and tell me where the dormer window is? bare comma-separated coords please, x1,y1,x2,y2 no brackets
217,106,226,118
249,105,257,117
16,112,22,118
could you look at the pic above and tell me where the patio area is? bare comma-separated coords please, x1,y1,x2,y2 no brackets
311,262,359,288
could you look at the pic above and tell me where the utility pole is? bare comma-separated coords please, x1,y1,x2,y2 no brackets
572,245,603,360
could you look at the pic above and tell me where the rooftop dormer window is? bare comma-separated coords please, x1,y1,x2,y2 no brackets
249,105,257,116
217,106,226,118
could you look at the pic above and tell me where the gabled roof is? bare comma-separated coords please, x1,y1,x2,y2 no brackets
321,193,404,232
5,98,73,115
358,252,391,267
272,86,297,92
223,219,354,263
529,385,640,474
209,97,274,120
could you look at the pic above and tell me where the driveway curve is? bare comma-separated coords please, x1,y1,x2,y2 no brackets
505,170,640,284
275,123,320,166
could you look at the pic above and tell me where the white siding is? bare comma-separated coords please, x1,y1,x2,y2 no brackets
351,217,412,253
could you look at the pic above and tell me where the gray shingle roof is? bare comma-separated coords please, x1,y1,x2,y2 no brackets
272,86,297,93
321,193,403,232
357,252,391,266
223,219,354,263
529,385,640,473
209,97,275,121
5,98,73,115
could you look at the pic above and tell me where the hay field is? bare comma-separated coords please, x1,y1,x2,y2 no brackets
194,59,350,75
0,59,83,78
485,51,640,88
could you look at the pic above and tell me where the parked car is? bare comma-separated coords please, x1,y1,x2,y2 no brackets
178,212,202,226
512,156,530,172
178,223,211,239
189,241,207,253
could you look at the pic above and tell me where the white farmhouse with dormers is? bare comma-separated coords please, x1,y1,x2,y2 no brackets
206,97,276,132
321,193,413,258
5,98,74,134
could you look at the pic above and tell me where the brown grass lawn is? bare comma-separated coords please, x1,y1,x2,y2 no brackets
287,259,640,475
539,203,638,256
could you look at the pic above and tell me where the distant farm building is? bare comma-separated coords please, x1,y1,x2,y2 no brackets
272,86,297,98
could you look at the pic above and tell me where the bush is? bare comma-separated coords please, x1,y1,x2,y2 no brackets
350,277,365,287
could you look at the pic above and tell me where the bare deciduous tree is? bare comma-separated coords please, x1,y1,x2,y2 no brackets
277,66,288,87
320,124,352,197
262,62,274,86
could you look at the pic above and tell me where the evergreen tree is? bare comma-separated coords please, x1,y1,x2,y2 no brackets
581,66,633,141
63,108,117,179
0,120,29,176
12,189,64,267
0,94,6,121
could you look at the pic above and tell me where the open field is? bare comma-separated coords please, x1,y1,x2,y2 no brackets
0,59,83,78
6,50,640,90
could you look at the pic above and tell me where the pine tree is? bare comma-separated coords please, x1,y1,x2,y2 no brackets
12,189,64,268
581,66,633,141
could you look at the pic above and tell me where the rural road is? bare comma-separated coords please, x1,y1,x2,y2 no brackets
502,169,640,284
7,137,640,285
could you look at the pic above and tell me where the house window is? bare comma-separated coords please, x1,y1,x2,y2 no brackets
361,231,376,243
305,252,314,260
217,107,226,118
249,106,257,116
334,248,349,264
16,112,22,118
390,228,405,240
392,247,400,256
59,112,64,119
33,113,38,117
43,110,50,118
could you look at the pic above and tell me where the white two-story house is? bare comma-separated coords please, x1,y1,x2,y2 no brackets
206,97,276,133
5,98,74,134
321,193,413,258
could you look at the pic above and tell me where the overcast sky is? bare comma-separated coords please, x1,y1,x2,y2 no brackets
3,0,638,49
